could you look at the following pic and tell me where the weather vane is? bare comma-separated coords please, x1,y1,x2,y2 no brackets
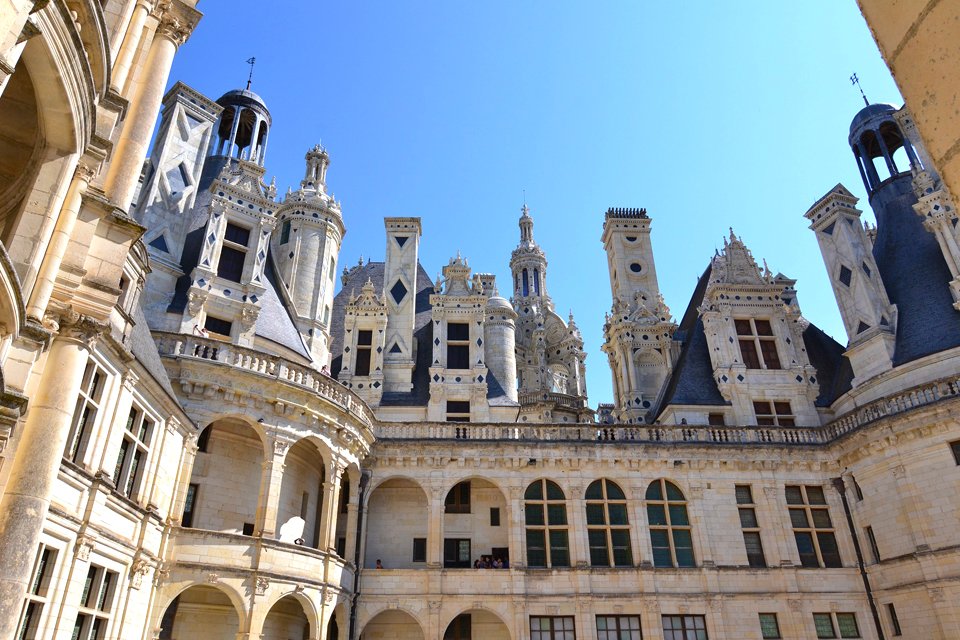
245,57,256,90
850,72,869,107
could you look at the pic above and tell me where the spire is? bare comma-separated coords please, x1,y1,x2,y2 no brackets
301,143,330,192
245,56,256,91
850,72,869,107
519,203,535,245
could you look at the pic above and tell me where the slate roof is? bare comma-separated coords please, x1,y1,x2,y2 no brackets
130,304,178,400
652,264,728,420
800,322,851,407
870,175,960,365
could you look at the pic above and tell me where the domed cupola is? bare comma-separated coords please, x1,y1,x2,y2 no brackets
848,102,919,197
210,88,272,166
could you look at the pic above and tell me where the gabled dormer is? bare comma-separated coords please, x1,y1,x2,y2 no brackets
180,161,278,347
338,278,388,406
699,231,820,426
427,254,489,422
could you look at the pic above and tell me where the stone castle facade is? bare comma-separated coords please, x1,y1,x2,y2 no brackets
0,2,958,640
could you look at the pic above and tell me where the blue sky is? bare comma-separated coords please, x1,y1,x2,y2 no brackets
168,2,901,406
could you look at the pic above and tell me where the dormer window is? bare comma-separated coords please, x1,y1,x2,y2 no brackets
735,319,781,369
217,223,250,283
354,330,372,376
204,316,233,341
447,322,470,369
754,401,795,427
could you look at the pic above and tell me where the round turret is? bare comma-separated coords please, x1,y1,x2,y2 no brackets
485,295,518,402
211,88,273,165
848,102,917,195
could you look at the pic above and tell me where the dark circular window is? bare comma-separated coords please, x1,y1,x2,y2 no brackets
630,263,642,273
625,236,637,242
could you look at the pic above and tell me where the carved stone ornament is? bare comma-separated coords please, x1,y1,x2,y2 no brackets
74,534,96,561
47,308,106,348
130,557,151,590
186,290,207,316
75,161,98,184
294,583,305,594
273,439,289,457
207,573,219,584
255,575,269,596
240,305,259,332
156,13,193,47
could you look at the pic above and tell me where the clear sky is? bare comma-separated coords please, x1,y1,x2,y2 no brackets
167,2,901,406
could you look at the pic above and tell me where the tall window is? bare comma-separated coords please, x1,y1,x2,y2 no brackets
113,407,153,500
522,269,529,296
786,485,841,568
886,604,902,637
759,614,781,639
279,219,291,244
596,616,641,640
446,401,470,423
182,484,198,528
17,545,58,640
735,485,766,568
753,401,795,427
445,481,471,514
65,361,107,463
525,479,570,568
217,222,250,283
813,613,860,638
354,330,372,376
864,526,881,563
662,615,707,640
533,268,541,294
735,318,781,369
585,479,632,567
447,322,470,369
530,616,575,640
646,479,694,568
73,565,117,640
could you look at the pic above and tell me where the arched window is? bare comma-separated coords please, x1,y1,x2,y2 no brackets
646,479,694,567
522,269,529,296
524,479,569,567
533,269,541,294
586,479,633,567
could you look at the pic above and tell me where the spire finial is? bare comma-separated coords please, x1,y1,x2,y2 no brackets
245,57,256,91
850,72,869,107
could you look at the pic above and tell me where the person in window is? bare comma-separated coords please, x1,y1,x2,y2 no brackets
375,559,383,569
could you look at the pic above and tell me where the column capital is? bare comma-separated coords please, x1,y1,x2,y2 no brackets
44,307,107,349
154,0,200,47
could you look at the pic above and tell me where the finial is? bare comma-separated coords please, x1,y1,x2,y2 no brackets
357,255,363,267
850,72,869,107
245,57,256,91
521,203,530,217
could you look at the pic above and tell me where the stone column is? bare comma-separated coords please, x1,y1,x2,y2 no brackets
103,3,197,212
255,440,287,538
507,486,525,567
318,464,343,552
427,489,444,566
226,106,243,159
0,310,104,639
110,0,153,94
567,484,588,567
25,161,96,321
343,502,359,562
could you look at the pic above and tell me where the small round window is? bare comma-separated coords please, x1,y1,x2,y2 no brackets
630,263,642,273
625,236,637,242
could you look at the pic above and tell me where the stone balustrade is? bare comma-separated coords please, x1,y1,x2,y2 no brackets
518,391,587,410
153,331,375,427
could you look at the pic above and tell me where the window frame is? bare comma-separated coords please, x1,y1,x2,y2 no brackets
446,322,471,370
661,614,708,640
65,361,108,464
596,615,641,640
73,564,118,640
813,612,861,639
735,318,782,369
354,329,373,377
753,400,795,427
886,603,902,637
758,613,782,639
445,481,471,514
524,479,570,568
585,479,633,567
786,485,842,568
16,545,58,640
735,484,766,568
529,616,575,640
216,222,251,283
112,405,154,501
646,479,695,568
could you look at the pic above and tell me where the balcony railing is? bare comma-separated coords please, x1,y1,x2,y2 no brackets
153,332,375,427
376,373,960,446
518,391,587,410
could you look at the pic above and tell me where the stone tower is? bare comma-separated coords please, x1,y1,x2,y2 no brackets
271,144,345,366
601,207,676,423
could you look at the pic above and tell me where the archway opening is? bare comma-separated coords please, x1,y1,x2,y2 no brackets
444,610,510,640
158,585,239,640
443,478,509,568
185,419,263,534
277,438,327,548
361,609,424,640
262,595,311,640
0,61,41,243
365,478,427,568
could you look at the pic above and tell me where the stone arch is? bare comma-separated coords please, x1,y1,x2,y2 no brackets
156,582,246,640
277,437,328,548
260,593,316,640
327,600,351,640
365,476,429,569
441,475,511,568
360,607,425,640
187,416,266,534
441,607,512,640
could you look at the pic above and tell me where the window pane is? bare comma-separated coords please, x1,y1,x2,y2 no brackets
647,504,667,525
789,509,810,528
785,486,804,504
813,614,836,638
668,504,689,526
526,530,546,567
759,613,780,639
735,485,753,504
811,509,833,528
608,503,628,525
795,532,819,568
740,340,761,368
739,508,758,528
546,481,565,500
586,504,606,525
547,504,567,526
754,320,774,335
645,482,663,500
651,547,672,568
550,530,570,566
664,482,684,501
447,323,469,340
734,319,752,335
605,481,626,500
525,504,544,525
836,613,860,638
806,486,827,504
525,481,543,500
585,480,604,500
761,341,782,368
819,532,842,568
